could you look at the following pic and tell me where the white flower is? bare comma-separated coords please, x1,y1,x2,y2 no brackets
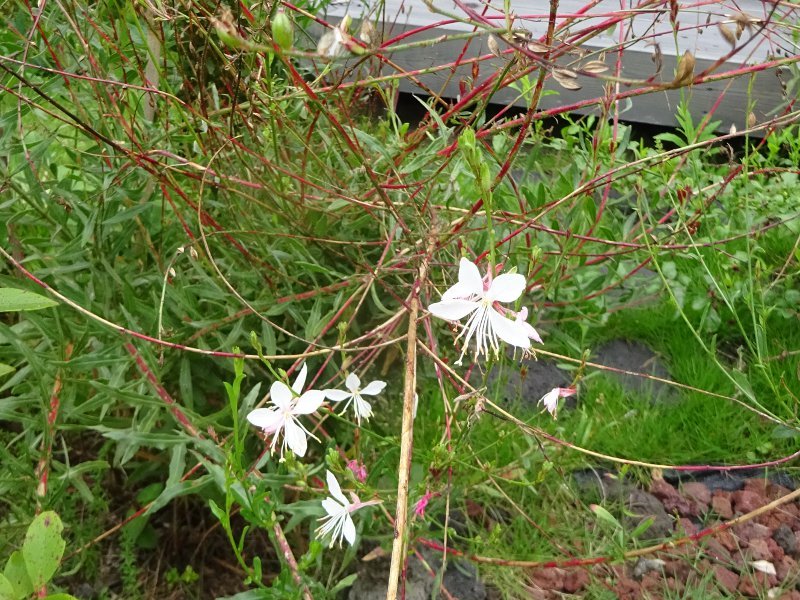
316,470,357,547
515,307,543,344
428,258,538,364
324,373,386,425
539,387,576,419
246,363,324,458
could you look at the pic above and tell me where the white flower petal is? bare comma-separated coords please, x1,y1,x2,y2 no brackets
359,380,386,396
326,470,349,505
458,258,483,290
488,308,531,349
270,381,293,408
321,497,344,517
246,408,283,431
324,389,352,402
345,372,361,392
429,299,478,321
488,273,526,302
342,513,357,546
292,363,308,395
540,388,559,416
294,390,325,414
353,395,373,423
284,417,307,457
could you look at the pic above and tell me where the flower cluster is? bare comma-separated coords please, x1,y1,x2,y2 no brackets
244,255,554,550
246,364,386,547
428,258,542,365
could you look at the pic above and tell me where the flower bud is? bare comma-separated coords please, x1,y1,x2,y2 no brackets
272,10,294,50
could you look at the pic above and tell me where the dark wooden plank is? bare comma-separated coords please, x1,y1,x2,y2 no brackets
323,0,797,131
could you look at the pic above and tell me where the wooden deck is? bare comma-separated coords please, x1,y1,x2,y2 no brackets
324,0,798,131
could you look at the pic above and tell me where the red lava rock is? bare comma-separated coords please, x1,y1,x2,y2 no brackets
682,482,711,511
704,537,733,562
779,591,800,600
766,482,792,501
562,569,590,593
737,570,775,597
776,554,798,583
529,567,567,592
640,571,662,592
664,576,685,594
713,565,739,594
650,479,697,516
732,489,769,514
676,517,699,536
662,559,690,579
757,511,786,530
734,521,772,542
711,493,734,519
717,529,741,552
745,538,773,561
744,478,770,496
614,576,642,600
767,537,786,562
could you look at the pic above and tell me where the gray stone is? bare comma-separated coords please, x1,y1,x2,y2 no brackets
774,524,797,556
594,339,674,402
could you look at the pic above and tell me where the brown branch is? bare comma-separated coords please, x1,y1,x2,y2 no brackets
386,235,435,599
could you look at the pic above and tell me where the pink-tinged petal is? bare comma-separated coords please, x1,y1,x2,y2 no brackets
294,390,325,414
488,273,526,303
246,408,283,431
342,514,357,546
326,470,348,505
359,380,386,396
292,363,308,395
284,417,307,457
429,299,478,321
323,389,352,402
539,388,560,417
270,381,293,408
322,497,344,517
488,309,531,349
345,372,361,392
522,321,543,344
557,387,577,398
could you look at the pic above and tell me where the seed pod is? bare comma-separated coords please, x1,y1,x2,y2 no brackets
671,50,695,88
272,10,294,50
581,60,608,74
487,34,501,58
718,23,736,46
552,68,581,90
360,19,377,46
526,40,549,54
747,111,757,128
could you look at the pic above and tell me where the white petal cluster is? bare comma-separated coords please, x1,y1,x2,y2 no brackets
316,470,357,547
428,258,542,364
324,373,386,425
246,363,324,458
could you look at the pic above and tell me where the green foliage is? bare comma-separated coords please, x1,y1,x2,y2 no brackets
0,512,75,600
0,0,798,597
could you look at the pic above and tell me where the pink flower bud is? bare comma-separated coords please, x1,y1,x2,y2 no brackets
347,459,367,483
